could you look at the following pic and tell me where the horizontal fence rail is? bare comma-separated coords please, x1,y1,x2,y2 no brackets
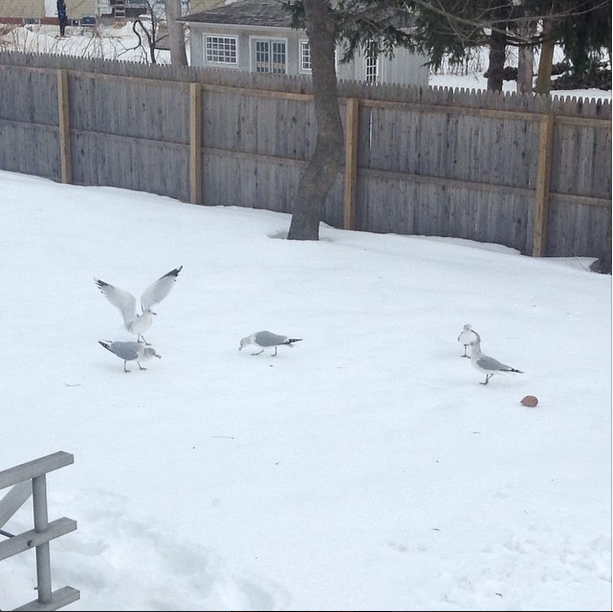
0,50,610,259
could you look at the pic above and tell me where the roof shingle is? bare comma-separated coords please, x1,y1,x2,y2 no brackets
183,0,295,28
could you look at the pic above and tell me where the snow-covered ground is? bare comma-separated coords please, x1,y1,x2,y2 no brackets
0,165,610,612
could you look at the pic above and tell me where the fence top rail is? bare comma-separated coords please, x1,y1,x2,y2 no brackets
0,50,610,121
0,451,74,490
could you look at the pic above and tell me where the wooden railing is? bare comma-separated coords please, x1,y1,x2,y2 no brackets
0,451,79,611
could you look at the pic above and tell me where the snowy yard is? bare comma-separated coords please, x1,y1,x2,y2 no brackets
0,169,610,611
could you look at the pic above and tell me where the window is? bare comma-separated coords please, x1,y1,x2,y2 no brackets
205,35,237,65
365,53,379,83
253,39,286,74
300,40,311,71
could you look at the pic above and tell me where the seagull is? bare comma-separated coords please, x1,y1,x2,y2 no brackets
468,339,524,385
458,324,480,358
98,340,161,373
239,331,302,356
94,266,182,345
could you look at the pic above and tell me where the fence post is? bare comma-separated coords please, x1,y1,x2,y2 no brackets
32,474,52,604
190,82,203,205
343,98,359,230
57,70,72,185
533,113,554,256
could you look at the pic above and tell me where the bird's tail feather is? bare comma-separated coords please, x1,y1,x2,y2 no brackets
98,341,113,353
283,338,302,347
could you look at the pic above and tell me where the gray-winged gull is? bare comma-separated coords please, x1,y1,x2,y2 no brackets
458,324,480,358
94,266,182,345
468,339,523,385
239,331,302,356
98,340,161,373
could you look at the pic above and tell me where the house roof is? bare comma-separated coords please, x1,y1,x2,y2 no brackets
182,0,295,28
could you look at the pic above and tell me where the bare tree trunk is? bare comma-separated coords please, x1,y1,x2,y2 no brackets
535,20,555,95
486,25,507,92
287,0,343,241
165,0,188,66
516,21,535,94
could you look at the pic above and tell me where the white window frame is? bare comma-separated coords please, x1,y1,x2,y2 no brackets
251,37,288,74
300,39,311,72
365,52,379,83
204,34,238,66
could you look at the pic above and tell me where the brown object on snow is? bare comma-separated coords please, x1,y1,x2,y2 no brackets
521,395,539,407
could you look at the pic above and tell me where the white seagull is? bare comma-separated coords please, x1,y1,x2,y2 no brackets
94,266,182,345
468,339,524,385
239,331,302,356
98,340,161,373
458,323,480,358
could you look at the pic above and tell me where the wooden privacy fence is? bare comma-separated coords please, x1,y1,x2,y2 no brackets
0,451,79,611
0,51,610,258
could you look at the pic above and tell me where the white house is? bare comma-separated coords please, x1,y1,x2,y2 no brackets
182,0,429,86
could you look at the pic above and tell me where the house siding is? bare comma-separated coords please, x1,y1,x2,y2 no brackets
188,22,429,86
192,24,305,76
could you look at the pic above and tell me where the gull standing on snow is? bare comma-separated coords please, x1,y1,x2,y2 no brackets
468,339,523,385
94,266,182,345
239,331,302,356
98,340,161,373
458,324,480,358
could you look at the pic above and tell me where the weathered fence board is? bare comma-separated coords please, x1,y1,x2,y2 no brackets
0,51,610,260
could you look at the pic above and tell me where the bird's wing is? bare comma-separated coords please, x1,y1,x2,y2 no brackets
140,266,183,311
98,341,139,360
254,331,287,346
478,354,512,372
95,279,137,326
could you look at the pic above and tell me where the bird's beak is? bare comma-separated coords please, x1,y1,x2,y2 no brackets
155,353,162,359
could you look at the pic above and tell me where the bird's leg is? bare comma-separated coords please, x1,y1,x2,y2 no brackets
480,374,492,385
139,334,152,346
252,349,264,356
123,361,130,373
138,362,147,370
272,347,278,356
462,346,469,357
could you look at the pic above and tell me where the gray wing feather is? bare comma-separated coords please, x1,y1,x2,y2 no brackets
254,331,287,346
478,354,514,372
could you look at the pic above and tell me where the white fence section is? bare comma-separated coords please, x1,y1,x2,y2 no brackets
0,451,79,611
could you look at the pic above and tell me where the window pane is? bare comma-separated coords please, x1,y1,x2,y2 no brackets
205,36,237,64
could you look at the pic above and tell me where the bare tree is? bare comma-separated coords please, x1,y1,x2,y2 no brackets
131,1,163,63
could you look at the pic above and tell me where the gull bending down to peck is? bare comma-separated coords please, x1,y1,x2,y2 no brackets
98,340,161,373
94,266,182,345
239,331,302,356
458,324,480,358
468,339,523,385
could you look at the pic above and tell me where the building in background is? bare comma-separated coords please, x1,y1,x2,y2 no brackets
182,0,429,86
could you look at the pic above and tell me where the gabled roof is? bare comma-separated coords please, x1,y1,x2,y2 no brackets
182,0,295,28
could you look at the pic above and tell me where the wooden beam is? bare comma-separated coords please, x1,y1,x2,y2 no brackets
0,451,73,490
0,517,77,561
343,98,359,230
0,481,31,529
57,70,72,184
13,586,80,612
190,82,203,205
533,113,554,256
